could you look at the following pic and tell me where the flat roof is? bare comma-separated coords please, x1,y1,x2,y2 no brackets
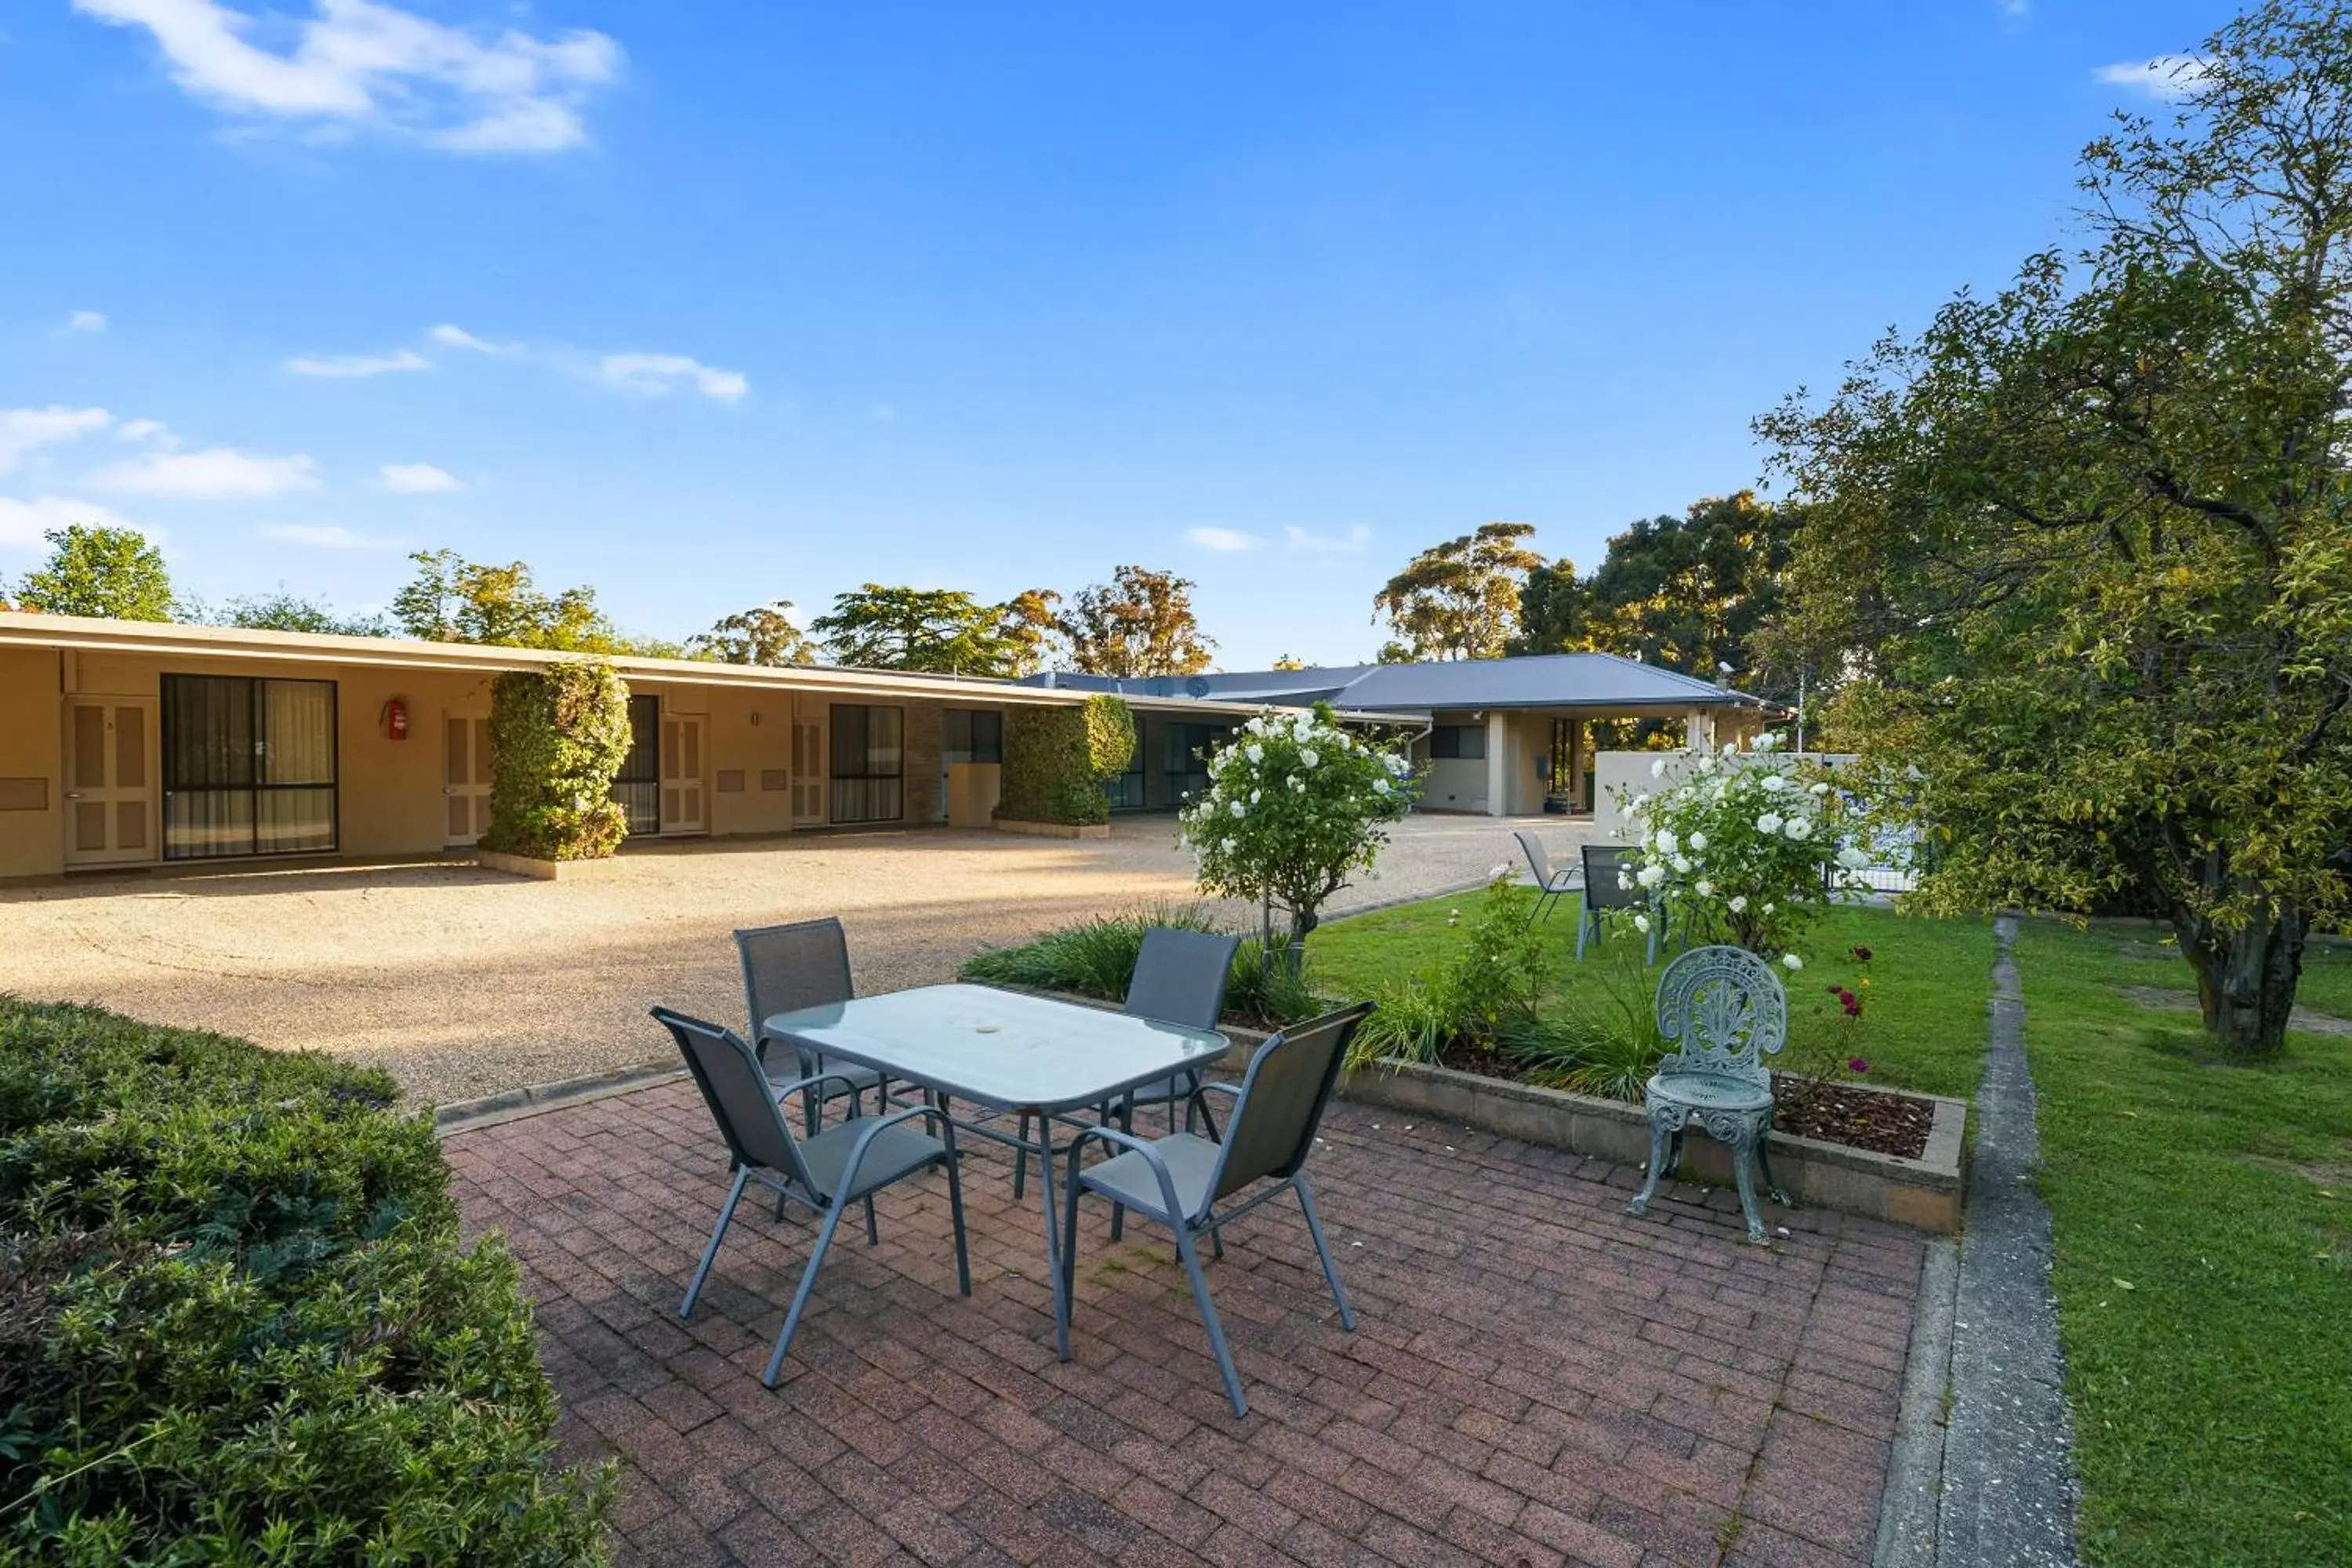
0,612,1403,723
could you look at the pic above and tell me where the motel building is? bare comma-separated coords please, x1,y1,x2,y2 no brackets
0,610,1762,881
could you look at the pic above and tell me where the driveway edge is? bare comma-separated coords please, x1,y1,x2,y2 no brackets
434,1062,683,1136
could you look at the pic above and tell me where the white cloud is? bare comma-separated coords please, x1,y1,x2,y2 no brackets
115,418,173,445
261,522,398,549
427,322,504,353
2095,54,2212,100
1285,524,1371,554
286,347,430,377
71,0,622,154
93,447,321,499
1185,527,1260,553
64,310,108,334
377,461,462,493
596,352,749,402
0,406,112,474
0,495,148,550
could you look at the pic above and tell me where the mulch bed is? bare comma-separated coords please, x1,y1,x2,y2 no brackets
1771,1073,1934,1160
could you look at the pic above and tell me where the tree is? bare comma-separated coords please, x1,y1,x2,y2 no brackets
1371,521,1543,660
1754,0,2352,1055
1270,654,1307,670
996,588,1065,677
1058,565,1214,677
222,589,391,637
390,550,616,651
688,601,818,666
12,525,176,621
811,585,1025,674
1512,492,1801,699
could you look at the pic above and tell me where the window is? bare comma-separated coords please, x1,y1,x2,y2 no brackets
1431,723,1486,760
1103,730,1146,811
160,674,336,860
831,705,904,823
611,695,660,834
1163,721,1222,805
942,709,1002,764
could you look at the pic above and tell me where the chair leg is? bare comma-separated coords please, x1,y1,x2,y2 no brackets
1110,1097,1135,1243
1759,1115,1791,1206
1173,1223,1247,1418
1730,1120,1769,1245
1646,916,1659,967
941,1138,973,1298
1628,1104,1672,1218
1207,1222,1225,1261
762,1196,851,1387
1192,1091,1221,1144
1056,1163,1085,1360
683,1167,748,1319
863,1195,879,1246
1012,1111,1032,1200
1576,908,1592,960
1294,1176,1355,1330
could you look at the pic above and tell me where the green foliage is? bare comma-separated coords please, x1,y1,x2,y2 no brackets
1511,491,1801,700
221,588,392,637
995,696,1136,826
1338,875,1551,1072
811,584,1045,676
1058,565,1215,677
1371,521,1544,662
480,662,633,861
1755,0,2352,1053
9,525,175,621
688,601,818,666
0,998,608,1563
392,550,619,651
956,904,1324,1029
1502,952,1671,1102
1342,978,1460,1073
1179,707,1415,945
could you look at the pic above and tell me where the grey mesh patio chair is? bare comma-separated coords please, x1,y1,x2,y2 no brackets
653,1006,971,1386
1055,1002,1374,1418
1577,844,1660,964
1515,829,1581,925
1624,946,1791,1244
737,918,888,1135
1011,927,1240,1201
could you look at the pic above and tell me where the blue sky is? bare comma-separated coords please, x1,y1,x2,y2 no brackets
2,0,2223,668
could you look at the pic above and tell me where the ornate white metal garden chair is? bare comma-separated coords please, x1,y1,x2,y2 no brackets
1626,945,1791,1244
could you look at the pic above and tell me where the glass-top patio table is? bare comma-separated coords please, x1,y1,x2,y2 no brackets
763,983,1230,1347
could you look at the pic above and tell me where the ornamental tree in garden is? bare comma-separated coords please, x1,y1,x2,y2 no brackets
1755,0,2352,1054
1616,734,1870,965
1180,707,1415,956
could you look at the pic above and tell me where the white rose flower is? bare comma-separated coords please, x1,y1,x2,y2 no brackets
1301,749,1320,768
1636,864,1666,889
1249,789,1261,804
1810,781,1831,796
1672,855,1693,875
1759,774,1787,793
1374,776,1391,795
1656,829,1679,855
1763,902,1777,914
1229,800,1247,818
1838,845,1870,869
1783,816,1811,841
1246,743,1265,763
1633,913,1652,933
1695,879,1715,898
1290,777,1305,792
1650,758,1666,779
1722,739,1741,755
1729,895,1748,913
1689,831,1708,851
1781,953,1803,971
1617,872,1634,891
1757,812,1782,835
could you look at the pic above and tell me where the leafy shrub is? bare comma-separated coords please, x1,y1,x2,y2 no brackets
0,1000,608,1564
1339,874,1552,1071
1342,977,1461,1072
996,695,1137,827
958,904,1326,1029
481,659,632,861
1499,950,1669,1102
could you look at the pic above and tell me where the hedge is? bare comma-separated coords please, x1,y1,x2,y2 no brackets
481,660,632,862
0,1000,609,1564
995,695,1137,827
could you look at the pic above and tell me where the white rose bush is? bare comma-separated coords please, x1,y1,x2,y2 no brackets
1180,706,1416,960
1614,733,1873,960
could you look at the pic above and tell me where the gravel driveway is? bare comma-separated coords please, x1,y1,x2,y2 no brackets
2,814,1589,1105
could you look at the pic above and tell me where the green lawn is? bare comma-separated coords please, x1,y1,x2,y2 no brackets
1307,895,2352,1566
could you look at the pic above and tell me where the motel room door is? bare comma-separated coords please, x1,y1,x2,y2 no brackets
62,697,156,867
443,711,493,847
661,712,706,834
789,713,826,827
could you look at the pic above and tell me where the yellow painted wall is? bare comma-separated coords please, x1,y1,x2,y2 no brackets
701,684,796,837
0,648,64,877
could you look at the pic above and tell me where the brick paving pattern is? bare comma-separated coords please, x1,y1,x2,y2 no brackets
448,1081,1923,1567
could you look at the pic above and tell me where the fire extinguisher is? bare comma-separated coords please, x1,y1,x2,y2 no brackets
383,698,409,740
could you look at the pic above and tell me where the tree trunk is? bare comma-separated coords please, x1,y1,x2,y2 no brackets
2171,900,2308,1055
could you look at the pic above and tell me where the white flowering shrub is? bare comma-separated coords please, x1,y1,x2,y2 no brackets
1179,706,1416,950
1614,733,1872,960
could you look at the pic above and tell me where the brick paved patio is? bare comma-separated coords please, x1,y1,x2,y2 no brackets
447,1080,1926,1568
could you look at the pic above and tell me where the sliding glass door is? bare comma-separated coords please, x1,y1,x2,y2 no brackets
612,695,660,833
830,704,903,823
160,674,337,860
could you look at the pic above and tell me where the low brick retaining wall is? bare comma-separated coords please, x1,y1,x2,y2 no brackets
991,819,1110,840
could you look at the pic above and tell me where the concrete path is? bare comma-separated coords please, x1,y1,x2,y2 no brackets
0,812,1590,1106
